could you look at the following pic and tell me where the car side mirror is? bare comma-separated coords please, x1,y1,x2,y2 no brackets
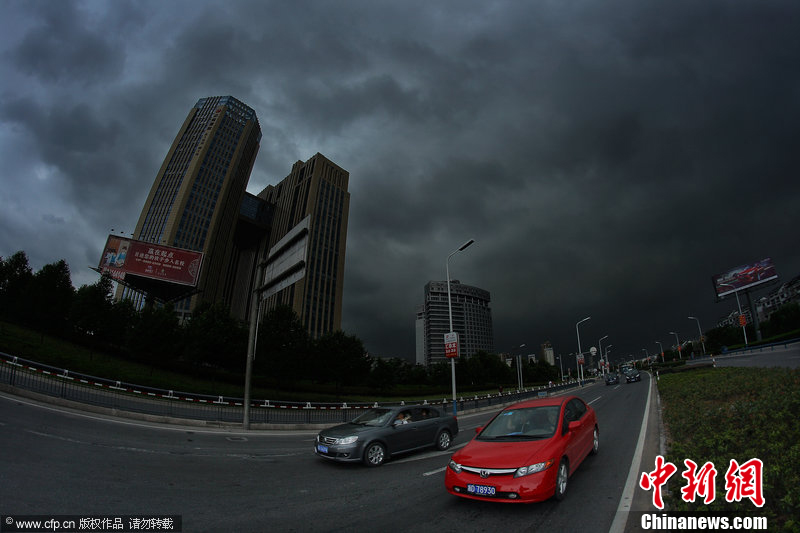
568,421,581,432
475,426,483,434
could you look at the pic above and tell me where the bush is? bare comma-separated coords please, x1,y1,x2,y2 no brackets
658,368,800,531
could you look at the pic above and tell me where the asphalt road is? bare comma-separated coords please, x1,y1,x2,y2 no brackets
0,378,652,533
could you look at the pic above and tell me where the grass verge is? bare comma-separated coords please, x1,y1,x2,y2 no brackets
657,367,800,532
0,321,481,403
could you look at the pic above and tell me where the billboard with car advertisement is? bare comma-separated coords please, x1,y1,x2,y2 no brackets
98,235,203,286
711,257,778,298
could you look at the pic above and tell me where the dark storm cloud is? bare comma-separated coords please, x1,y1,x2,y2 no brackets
1,0,799,363
9,0,127,85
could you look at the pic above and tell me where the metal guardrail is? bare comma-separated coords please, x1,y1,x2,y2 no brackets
720,337,800,355
0,352,588,427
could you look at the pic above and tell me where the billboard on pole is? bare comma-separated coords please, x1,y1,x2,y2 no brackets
98,235,203,286
444,332,459,358
711,257,778,298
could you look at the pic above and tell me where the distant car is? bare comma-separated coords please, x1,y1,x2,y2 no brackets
624,368,641,383
445,396,598,502
605,373,619,386
315,405,458,467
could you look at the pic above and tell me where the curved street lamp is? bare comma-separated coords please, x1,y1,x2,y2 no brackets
556,354,564,382
576,317,591,384
513,343,526,390
447,239,475,416
598,335,608,376
688,316,706,356
669,331,681,359
655,341,664,363
717,282,748,346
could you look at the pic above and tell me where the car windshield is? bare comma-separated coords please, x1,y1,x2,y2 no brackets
351,408,394,426
479,406,560,440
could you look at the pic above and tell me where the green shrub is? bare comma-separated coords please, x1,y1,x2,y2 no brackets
658,368,800,531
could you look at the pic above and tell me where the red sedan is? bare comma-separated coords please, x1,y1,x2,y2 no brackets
445,396,598,502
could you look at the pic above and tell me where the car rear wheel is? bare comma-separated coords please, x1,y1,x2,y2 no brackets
590,426,599,455
554,459,569,501
436,430,452,450
364,442,386,467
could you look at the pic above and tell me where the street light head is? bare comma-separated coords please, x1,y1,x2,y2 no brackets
458,239,475,251
688,316,696,320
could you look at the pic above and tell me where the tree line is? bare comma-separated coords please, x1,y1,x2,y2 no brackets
0,250,559,396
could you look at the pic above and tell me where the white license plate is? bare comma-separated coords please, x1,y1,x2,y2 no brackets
467,484,496,496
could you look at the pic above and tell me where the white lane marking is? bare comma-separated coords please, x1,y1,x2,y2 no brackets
423,466,447,476
609,374,652,533
25,429,301,458
588,396,602,405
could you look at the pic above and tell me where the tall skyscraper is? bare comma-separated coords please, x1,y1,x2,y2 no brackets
256,153,350,338
126,96,262,318
416,280,494,365
541,341,555,366
120,97,349,341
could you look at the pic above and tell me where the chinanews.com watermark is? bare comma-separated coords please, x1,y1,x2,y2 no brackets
637,456,768,530
638,513,767,531
0,516,181,532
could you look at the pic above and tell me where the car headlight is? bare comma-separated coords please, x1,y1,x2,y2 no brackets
334,436,358,445
514,459,554,478
448,459,462,474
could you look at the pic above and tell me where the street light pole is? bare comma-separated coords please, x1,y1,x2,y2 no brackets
598,335,608,376
718,283,748,346
243,259,266,430
655,341,664,363
688,316,706,356
516,343,526,390
556,354,564,382
447,239,475,417
576,316,591,384
669,331,681,360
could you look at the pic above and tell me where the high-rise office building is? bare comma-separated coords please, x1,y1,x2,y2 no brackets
415,280,493,365
125,96,261,318
121,97,349,341
256,153,350,339
541,341,555,366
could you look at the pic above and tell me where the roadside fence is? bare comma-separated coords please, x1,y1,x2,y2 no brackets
0,352,587,428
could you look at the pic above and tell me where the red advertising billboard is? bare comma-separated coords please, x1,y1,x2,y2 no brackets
712,257,778,298
444,332,459,358
98,236,203,286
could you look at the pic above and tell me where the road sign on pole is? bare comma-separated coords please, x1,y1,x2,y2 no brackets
445,332,459,358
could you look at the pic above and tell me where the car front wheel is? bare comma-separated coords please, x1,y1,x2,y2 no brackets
436,430,452,450
554,459,569,501
590,426,599,455
364,442,386,467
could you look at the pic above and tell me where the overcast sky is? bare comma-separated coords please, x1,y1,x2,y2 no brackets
2,0,799,366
